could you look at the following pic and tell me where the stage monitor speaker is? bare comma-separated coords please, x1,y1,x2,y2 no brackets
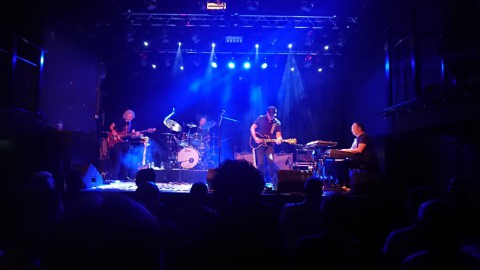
277,170,312,193
71,163,104,189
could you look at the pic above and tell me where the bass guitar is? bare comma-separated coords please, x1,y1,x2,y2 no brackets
249,132,297,149
107,128,156,148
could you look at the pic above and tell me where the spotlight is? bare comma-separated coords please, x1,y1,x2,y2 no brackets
243,61,251,69
300,0,314,12
261,63,268,69
246,0,259,11
228,61,235,69
211,61,218,68
145,0,157,10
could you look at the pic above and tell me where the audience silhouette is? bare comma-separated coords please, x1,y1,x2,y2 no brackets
382,186,438,269
279,176,324,253
166,159,290,270
291,193,368,270
2,171,64,270
399,199,480,269
41,193,165,270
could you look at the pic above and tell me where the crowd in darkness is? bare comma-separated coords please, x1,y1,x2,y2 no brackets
0,159,480,270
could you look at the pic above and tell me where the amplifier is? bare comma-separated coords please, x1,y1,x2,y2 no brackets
234,152,293,170
295,149,314,163
234,152,255,165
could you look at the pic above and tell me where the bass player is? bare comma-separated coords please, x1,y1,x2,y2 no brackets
250,105,283,191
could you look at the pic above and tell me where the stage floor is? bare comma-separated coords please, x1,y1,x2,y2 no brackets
94,180,194,193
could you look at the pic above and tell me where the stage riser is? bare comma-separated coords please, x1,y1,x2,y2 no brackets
155,169,208,184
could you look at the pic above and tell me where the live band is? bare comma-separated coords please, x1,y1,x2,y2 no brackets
104,107,366,184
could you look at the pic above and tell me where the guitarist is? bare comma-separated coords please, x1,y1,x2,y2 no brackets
108,109,140,181
250,105,283,191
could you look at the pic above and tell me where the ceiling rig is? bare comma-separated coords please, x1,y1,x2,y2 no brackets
123,12,358,29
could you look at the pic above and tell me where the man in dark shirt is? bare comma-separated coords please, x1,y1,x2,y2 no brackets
250,106,283,191
339,121,380,190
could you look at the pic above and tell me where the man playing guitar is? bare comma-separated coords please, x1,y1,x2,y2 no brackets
108,109,141,181
250,105,283,191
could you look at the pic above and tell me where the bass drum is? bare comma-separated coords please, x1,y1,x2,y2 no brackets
177,147,200,169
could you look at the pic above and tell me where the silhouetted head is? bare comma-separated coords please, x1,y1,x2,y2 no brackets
135,168,156,187
190,181,209,202
211,159,265,200
135,181,160,205
27,170,56,192
304,177,324,200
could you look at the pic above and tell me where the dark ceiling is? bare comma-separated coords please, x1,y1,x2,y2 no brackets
35,0,385,59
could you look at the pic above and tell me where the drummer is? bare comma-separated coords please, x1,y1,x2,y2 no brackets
197,115,211,147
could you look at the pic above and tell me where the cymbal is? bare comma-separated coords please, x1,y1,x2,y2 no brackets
186,123,197,128
164,119,182,132
202,120,216,129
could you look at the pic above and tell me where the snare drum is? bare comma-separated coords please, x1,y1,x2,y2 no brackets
177,147,200,169
190,133,202,147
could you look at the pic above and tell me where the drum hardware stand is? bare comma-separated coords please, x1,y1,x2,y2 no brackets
216,110,240,167
307,145,340,190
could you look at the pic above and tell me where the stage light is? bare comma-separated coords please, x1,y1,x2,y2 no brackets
324,45,330,51
246,0,259,11
300,0,314,12
206,1,226,10
255,44,259,49
178,42,182,46
145,0,157,10
288,43,293,49
143,41,149,47
225,36,243,43
211,61,218,68
228,61,235,69
212,43,216,48
261,63,268,69
243,61,251,69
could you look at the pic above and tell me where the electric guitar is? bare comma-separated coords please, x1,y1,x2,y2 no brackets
107,128,156,148
249,132,297,149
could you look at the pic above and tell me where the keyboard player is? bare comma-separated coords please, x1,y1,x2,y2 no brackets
327,121,379,190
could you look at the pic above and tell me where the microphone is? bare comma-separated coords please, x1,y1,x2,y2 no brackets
218,110,225,126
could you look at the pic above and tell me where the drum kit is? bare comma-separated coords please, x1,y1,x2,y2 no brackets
161,118,218,170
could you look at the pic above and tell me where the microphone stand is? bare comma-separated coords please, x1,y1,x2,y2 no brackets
217,110,225,167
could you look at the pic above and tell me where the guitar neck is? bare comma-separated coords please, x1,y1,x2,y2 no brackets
262,139,288,142
119,129,150,138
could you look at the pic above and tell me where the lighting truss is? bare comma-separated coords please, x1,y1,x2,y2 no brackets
124,12,358,29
